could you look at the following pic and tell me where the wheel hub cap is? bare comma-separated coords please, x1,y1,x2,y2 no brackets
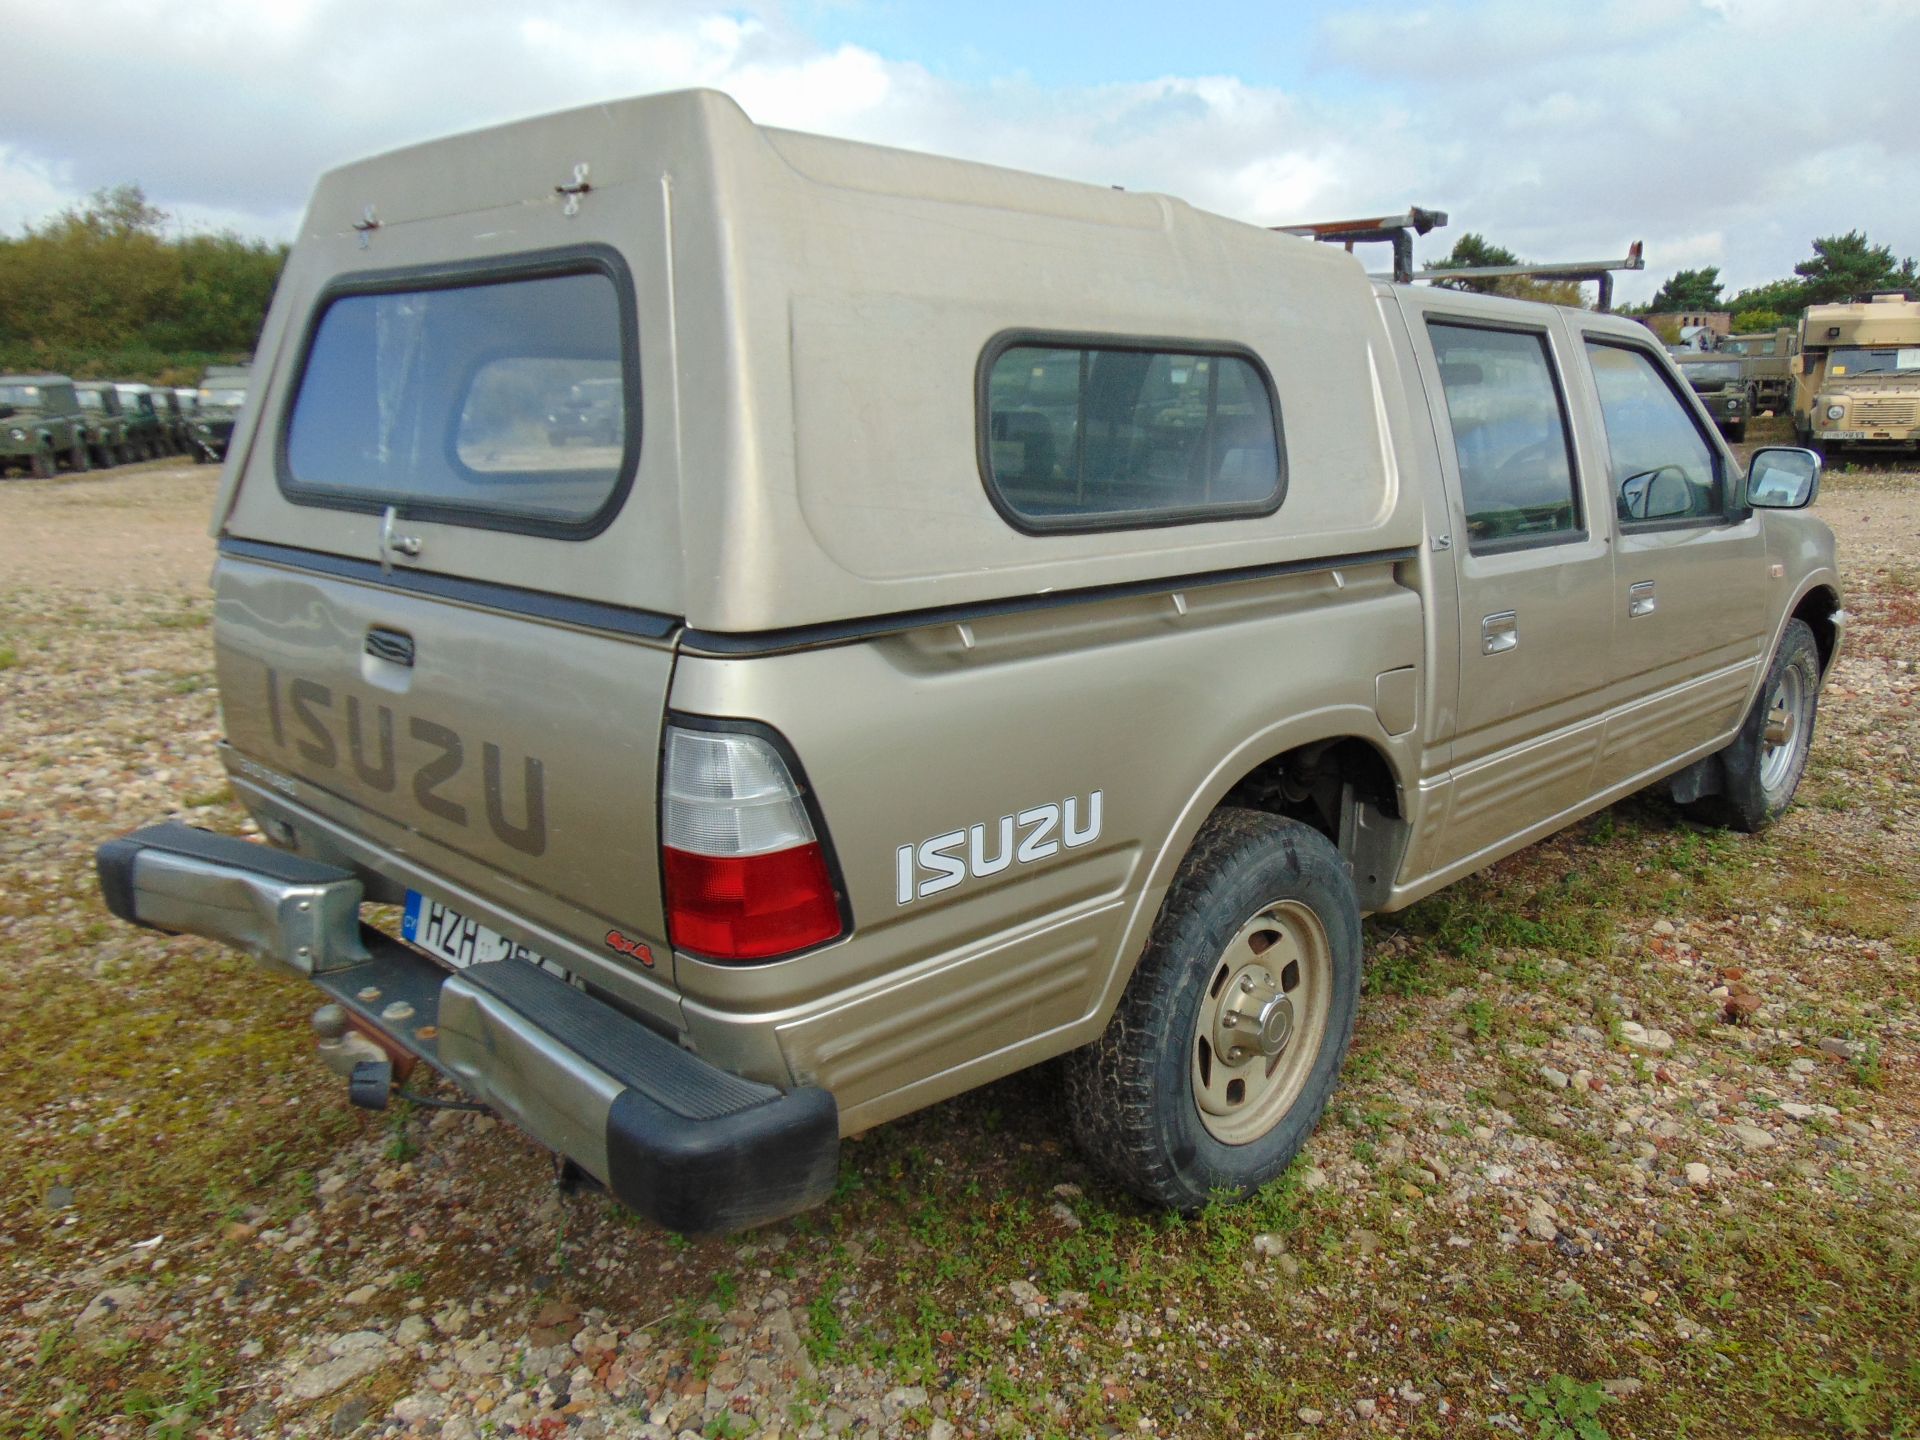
1191,899,1333,1146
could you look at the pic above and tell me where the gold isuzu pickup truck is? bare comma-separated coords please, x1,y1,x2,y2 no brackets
97,90,1841,1232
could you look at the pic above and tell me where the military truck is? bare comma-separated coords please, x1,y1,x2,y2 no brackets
1791,292,1920,457
0,374,91,477
190,366,251,463
1675,354,1749,440
74,381,131,467
1719,326,1796,415
115,382,173,459
96,90,1841,1233
152,386,192,453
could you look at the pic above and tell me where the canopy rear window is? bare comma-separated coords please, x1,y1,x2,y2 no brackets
281,250,638,537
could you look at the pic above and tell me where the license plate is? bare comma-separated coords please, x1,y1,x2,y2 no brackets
402,891,567,979
1822,430,1866,441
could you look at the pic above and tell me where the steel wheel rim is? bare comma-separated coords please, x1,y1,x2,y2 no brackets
1191,898,1332,1146
1759,663,1808,795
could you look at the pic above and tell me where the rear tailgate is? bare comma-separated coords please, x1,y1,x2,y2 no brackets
213,552,677,989
210,98,715,1005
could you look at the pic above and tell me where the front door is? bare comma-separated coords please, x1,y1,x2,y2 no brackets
1576,336,1770,786
1407,300,1618,866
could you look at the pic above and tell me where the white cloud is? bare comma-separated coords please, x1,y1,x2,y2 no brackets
0,0,1914,307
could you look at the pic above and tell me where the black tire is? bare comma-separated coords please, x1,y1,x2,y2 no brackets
1806,437,1829,462
1727,420,1746,444
30,445,56,479
1690,619,1821,833
1066,809,1362,1211
67,441,89,473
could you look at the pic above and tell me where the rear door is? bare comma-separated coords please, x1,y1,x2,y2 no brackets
214,170,688,998
1400,292,1618,865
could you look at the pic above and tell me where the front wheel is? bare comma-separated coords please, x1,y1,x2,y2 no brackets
30,445,55,479
1692,618,1821,832
1066,809,1361,1211
1727,420,1746,443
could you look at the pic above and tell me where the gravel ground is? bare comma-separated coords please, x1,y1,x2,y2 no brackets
2,446,1917,1440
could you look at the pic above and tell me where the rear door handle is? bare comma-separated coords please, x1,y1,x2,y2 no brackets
1481,611,1518,655
1629,580,1657,617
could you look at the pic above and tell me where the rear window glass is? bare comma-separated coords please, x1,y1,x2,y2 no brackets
982,338,1283,530
283,265,633,532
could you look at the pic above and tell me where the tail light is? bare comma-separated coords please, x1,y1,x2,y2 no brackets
661,725,844,961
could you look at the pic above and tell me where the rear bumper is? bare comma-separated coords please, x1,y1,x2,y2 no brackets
96,822,840,1233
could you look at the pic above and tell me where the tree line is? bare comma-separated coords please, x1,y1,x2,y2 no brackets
0,185,287,385
1427,229,1916,333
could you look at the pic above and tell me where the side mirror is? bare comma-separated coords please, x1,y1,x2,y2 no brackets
1747,447,1822,510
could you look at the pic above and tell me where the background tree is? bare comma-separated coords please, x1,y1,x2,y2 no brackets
1731,308,1785,334
1727,278,1808,320
1647,266,1724,313
0,184,286,381
1429,233,1520,294
1792,231,1918,306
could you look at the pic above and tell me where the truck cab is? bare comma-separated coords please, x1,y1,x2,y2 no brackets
1792,291,1920,457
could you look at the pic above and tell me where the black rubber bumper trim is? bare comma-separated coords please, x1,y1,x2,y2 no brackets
606,1082,840,1235
96,821,354,929
459,958,841,1233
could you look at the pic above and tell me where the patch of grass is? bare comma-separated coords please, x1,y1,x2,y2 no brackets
1518,1373,1610,1439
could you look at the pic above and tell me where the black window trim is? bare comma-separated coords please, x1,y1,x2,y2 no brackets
1580,333,1741,534
975,328,1287,536
275,242,642,543
1423,314,1590,557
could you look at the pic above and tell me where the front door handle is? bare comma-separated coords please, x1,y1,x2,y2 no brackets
1482,611,1518,655
1629,580,1657,617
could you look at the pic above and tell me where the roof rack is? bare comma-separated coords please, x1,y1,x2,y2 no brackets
1404,243,1646,312
1271,207,1448,284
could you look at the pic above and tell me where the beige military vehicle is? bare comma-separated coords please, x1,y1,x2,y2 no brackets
97,91,1842,1233
1791,292,1920,457
1719,326,1797,415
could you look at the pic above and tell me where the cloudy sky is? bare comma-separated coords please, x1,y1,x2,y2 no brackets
1,0,1914,305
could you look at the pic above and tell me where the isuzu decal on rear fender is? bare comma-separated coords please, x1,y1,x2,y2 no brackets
895,791,1103,904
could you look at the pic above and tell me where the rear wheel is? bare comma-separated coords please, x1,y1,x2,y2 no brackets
1066,809,1361,1211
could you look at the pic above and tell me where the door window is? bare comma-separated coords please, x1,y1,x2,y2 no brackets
1427,322,1582,551
1584,341,1723,525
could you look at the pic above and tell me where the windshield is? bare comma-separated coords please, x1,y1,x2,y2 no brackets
78,390,103,410
1829,346,1920,378
0,383,42,406
198,387,248,407
284,266,633,531
1683,362,1742,387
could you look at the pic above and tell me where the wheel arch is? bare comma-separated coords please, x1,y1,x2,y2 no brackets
1086,708,1412,1035
1790,581,1842,677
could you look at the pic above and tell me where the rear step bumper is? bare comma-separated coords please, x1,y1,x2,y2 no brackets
96,822,840,1233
